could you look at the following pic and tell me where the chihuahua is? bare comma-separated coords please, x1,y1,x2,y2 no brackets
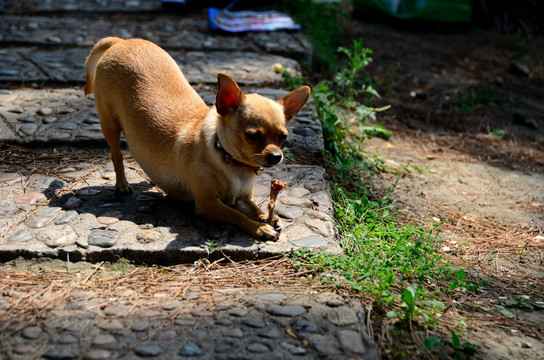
84,37,310,240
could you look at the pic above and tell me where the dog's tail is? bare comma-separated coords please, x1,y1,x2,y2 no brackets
84,37,123,96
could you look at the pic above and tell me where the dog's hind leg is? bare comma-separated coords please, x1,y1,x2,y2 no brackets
97,107,133,197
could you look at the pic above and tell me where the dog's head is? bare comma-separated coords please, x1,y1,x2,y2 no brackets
215,73,310,168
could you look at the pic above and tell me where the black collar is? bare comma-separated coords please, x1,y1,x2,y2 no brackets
215,136,263,175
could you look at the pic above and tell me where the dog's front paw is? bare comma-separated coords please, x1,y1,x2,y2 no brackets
258,214,283,231
115,183,133,197
256,223,280,242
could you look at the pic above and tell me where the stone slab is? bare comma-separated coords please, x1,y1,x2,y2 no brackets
0,47,300,86
0,164,340,263
0,15,311,63
0,87,324,154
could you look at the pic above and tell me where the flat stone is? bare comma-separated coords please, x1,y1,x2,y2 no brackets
37,107,53,115
64,197,83,210
92,334,117,346
242,317,267,328
134,344,163,357
179,343,203,357
280,341,308,355
14,191,46,205
37,224,78,248
77,188,101,196
7,228,33,242
255,293,287,303
97,210,124,225
291,318,322,334
97,319,124,331
25,206,62,228
290,235,328,249
257,327,283,339
304,218,332,237
214,317,232,326
154,330,177,341
8,107,24,114
57,122,79,130
0,202,18,217
222,327,244,338
191,309,213,317
326,307,358,326
55,210,78,225
88,229,119,248
131,320,149,332
55,334,79,344
162,300,182,311
228,307,247,317
307,334,342,356
83,349,112,360
293,128,317,137
266,305,306,317
42,348,78,359
175,317,197,326
337,329,366,354
137,229,161,243
103,305,130,317
318,292,345,307
308,210,331,221
19,116,37,123
247,342,270,353
21,325,42,339
280,196,314,208
20,123,38,136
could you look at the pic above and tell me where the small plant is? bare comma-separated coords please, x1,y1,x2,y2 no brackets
453,85,500,115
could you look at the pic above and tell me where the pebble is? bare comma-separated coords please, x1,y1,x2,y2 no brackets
64,196,83,210
19,116,37,123
131,320,149,332
242,317,267,328
257,327,283,339
55,210,78,225
293,127,317,137
137,229,161,243
43,116,58,124
92,334,117,346
179,343,203,357
154,330,177,341
42,347,78,359
25,206,62,228
222,327,244,338
291,318,321,334
267,305,306,317
97,210,124,225
318,292,344,307
97,319,124,331
174,317,197,326
214,317,232,326
38,225,78,248
8,107,24,114
37,107,54,115
83,349,112,360
280,197,314,208
78,188,101,196
290,235,328,249
326,307,357,326
256,293,286,303
280,341,307,355
337,329,367,354
228,307,247,317
88,229,119,248
55,334,79,344
21,325,42,339
247,342,270,353
8,228,33,242
134,344,163,357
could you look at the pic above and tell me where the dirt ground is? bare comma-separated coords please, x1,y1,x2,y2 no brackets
342,20,544,359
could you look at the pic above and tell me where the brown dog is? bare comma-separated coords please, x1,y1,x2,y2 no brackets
84,37,310,240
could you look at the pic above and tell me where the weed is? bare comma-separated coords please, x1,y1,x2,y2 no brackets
453,85,500,114
291,39,476,357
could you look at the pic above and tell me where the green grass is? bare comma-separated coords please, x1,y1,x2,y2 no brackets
453,85,500,115
288,40,478,358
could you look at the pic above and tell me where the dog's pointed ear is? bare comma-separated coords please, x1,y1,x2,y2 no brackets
278,86,311,122
216,73,245,116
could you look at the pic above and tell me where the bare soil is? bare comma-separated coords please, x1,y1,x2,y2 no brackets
344,20,543,359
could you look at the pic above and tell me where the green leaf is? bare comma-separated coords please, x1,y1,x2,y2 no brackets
423,335,441,351
386,310,400,318
451,330,460,349
495,305,515,318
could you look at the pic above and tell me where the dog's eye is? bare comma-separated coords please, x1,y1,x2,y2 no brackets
279,133,288,143
245,131,262,142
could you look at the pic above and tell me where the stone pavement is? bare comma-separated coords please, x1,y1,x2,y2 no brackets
0,1,379,359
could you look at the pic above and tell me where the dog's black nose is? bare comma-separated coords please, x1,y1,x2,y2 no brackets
265,152,283,166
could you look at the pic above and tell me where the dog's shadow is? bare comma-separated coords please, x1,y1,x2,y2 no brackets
44,179,256,263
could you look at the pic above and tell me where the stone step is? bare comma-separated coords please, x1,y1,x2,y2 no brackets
0,15,311,63
0,164,340,263
3,0,164,14
0,46,301,86
0,87,323,153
